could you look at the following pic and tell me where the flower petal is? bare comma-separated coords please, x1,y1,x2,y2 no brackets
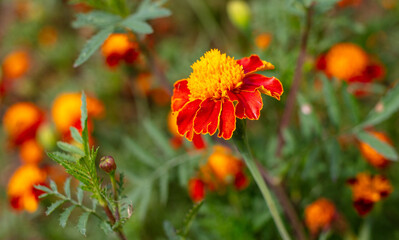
192,134,206,149
217,99,236,140
240,74,283,100
171,80,190,112
237,55,275,74
176,99,202,141
193,98,222,135
228,91,263,120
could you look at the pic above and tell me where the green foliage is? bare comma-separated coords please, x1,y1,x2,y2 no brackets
356,131,398,161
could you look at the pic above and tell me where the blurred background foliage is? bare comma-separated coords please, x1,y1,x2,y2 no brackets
1,0,399,239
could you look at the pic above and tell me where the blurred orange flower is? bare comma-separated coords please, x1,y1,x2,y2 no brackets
305,198,336,235
188,178,206,202
1,50,30,80
359,131,393,168
135,72,153,96
8,165,47,212
19,139,43,164
255,33,272,50
338,0,362,7
38,26,58,47
3,102,44,145
51,92,104,141
171,49,283,141
101,33,140,68
347,173,393,216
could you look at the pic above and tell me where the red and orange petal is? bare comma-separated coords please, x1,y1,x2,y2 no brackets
19,139,43,164
188,178,205,202
255,33,272,50
1,50,30,80
38,26,58,47
338,0,362,7
234,171,249,190
358,131,392,168
8,165,47,212
3,102,43,145
208,145,243,183
101,33,139,67
305,198,336,234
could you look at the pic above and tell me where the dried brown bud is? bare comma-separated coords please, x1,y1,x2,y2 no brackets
99,156,116,173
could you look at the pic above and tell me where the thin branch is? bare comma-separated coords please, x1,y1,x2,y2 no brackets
276,4,315,157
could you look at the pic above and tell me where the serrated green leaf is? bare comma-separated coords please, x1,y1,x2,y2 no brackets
50,179,58,192
356,131,398,161
357,83,399,128
134,0,171,21
178,201,204,237
70,127,83,144
64,177,72,198
48,151,76,163
59,205,76,228
91,199,97,210
100,221,113,234
57,141,85,156
72,11,122,28
80,92,88,131
73,26,113,67
77,186,84,204
321,74,340,127
326,139,341,181
160,173,169,205
80,92,90,156
34,184,52,194
120,17,153,34
77,212,91,236
46,200,66,216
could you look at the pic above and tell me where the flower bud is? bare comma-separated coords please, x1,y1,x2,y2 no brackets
227,0,251,31
99,156,116,173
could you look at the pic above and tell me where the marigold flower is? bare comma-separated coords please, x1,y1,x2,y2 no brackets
305,198,336,234
171,49,283,141
325,43,368,81
338,0,362,7
208,145,243,183
255,33,272,50
188,178,205,202
149,88,171,106
38,26,58,47
8,165,47,212
19,139,43,164
3,102,43,145
347,173,393,216
101,33,139,68
51,92,104,140
135,72,153,96
358,131,392,168
1,50,30,80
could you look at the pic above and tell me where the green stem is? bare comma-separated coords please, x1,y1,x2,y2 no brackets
110,173,121,222
233,119,291,240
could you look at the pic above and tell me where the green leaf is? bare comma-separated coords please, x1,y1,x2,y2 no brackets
356,131,398,161
57,141,85,156
342,83,360,124
59,205,76,228
73,26,114,67
72,11,122,28
48,151,76,163
120,17,153,34
123,137,159,168
326,139,341,181
77,212,91,236
134,0,172,21
100,221,113,234
46,200,66,216
163,221,178,240
64,177,72,199
34,184,52,194
321,74,340,127
177,201,204,237
50,179,58,192
357,83,399,128
77,185,84,204
70,127,83,144
143,120,174,157
137,184,152,220
160,173,169,205
80,92,90,156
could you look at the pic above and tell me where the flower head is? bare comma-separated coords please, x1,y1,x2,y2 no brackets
101,33,139,68
3,102,44,145
188,178,206,202
359,130,392,168
8,165,47,212
255,33,272,50
19,139,43,164
2,50,30,80
305,198,336,235
338,0,362,7
347,173,393,216
51,92,104,140
171,49,283,140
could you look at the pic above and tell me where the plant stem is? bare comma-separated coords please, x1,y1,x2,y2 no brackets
102,203,127,240
276,3,315,157
233,119,291,240
110,173,121,222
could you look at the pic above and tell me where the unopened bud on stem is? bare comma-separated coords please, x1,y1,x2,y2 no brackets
99,156,116,174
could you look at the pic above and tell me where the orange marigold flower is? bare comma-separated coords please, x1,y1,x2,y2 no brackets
171,49,283,141
188,178,205,202
347,173,393,216
208,145,243,183
101,33,139,68
325,43,368,81
358,131,393,168
255,33,272,50
2,50,30,80
51,92,104,139
338,0,362,7
8,165,47,212
38,26,58,47
19,139,43,164
305,198,336,235
3,102,43,145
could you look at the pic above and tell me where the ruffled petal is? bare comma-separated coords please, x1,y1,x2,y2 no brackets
171,80,190,112
237,55,275,74
193,98,222,135
217,99,236,140
228,91,263,120
176,99,202,141
240,74,283,100
192,134,206,150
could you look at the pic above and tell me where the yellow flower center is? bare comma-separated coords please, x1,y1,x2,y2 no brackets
187,49,245,100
